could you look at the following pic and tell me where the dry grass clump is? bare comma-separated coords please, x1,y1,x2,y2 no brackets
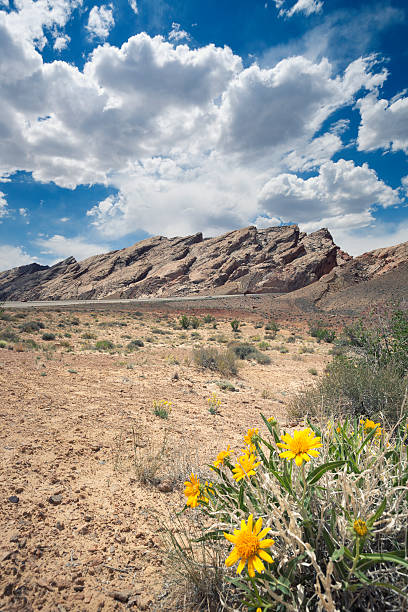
193,346,238,377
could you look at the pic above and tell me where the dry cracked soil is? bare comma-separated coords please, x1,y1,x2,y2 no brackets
0,305,332,611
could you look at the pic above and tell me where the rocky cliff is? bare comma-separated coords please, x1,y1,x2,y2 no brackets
0,225,349,301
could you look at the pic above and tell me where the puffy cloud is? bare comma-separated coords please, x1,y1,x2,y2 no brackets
217,56,385,162
19,207,28,216
331,220,408,256
53,33,70,51
36,234,111,261
168,22,190,43
357,93,408,153
85,4,114,41
0,3,403,248
0,244,37,271
258,159,400,227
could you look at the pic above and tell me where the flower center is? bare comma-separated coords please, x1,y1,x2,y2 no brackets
235,531,260,559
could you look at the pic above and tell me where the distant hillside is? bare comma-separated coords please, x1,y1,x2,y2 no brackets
0,225,349,301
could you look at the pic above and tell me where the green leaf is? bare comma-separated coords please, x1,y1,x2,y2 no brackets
368,498,386,527
307,460,347,484
357,551,408,572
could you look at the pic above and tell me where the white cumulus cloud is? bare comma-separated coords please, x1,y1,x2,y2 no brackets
0,245,37,271
276,0,323,18
36,234,112,261
357,92,408,154
86,4,114,40
0,191,8,219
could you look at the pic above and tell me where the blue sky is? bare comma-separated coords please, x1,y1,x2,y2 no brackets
0,0,407,271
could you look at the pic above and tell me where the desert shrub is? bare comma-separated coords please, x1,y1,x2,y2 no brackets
180,314,190,329
95,339,114,351
0,305,12,321
309,320,336,343
230,342,256,360
193,346,238,377
0,340,6,348
24,338,38,349
343,306,408,375
202,314,216,324
191,331,201,340
19,320,44,333
290,356,407,423
278,345,289,354
299,344,315,354
286,335,296,343
190,316,200,329
215,380,236,392
81,332,96,340
258,341,270,350
0,328,19,342
173,416,408,611
265,319,279,332
230,319,240,332
42,332,56,341
230,342,271,364
254,321,263,328
127,338,144,350
308,367,318,376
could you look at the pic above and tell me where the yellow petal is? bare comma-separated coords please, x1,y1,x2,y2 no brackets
237,558,246,575
295,454,303,466
247,559,255,577
253,556,265,574
258,549,274,563
224,533,238,544
279,450,295,459
247,514,253,532
254,517,263,535
258,527,270,539
301,453,311,462
259,538,274,548
225,548,240,567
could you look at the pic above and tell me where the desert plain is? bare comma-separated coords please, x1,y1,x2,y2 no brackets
0,300,336,611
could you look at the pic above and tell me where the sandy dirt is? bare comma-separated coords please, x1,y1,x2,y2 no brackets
0,307,332,611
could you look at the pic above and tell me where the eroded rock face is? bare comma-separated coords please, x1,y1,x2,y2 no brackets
0,225,347,301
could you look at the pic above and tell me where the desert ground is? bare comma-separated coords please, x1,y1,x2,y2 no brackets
0,303,334,611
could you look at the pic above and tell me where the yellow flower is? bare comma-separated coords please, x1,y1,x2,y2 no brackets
213,445,232,469
277,428,322,466
232,452,261,482
353,518,368,537
224,514,274,577
267,416,277,425
184,473,200,508
244,427,259,446
360,419,382,437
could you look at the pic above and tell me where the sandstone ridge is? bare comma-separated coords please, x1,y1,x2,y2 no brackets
0,225,348,301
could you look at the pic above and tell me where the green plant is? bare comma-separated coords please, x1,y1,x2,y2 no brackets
0,328,19,342
127,338,144,350
308,367,318,376
258,341,270,351
180,315,190,330
190,316,200,329
207,392,221,415
42,332,56,341
19,320,45,333
309,321,336,343
215,380,236,392
175,415,408,611
299,345,315,354
95,339,114,351
230,319,240,332
81,332,96,340
0,340,6,348
203,314,216,324
153,399,172,419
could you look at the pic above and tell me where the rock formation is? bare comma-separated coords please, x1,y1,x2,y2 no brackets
0,225,348,301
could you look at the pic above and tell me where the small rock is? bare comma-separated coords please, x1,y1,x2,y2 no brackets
78,525,89,535
8,496,19,504
157,480,173,493
84,515,92,522
109,591,131,603
48,494,62,506
56,521,65,531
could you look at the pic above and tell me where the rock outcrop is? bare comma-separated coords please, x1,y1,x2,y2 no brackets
0,225,350,301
